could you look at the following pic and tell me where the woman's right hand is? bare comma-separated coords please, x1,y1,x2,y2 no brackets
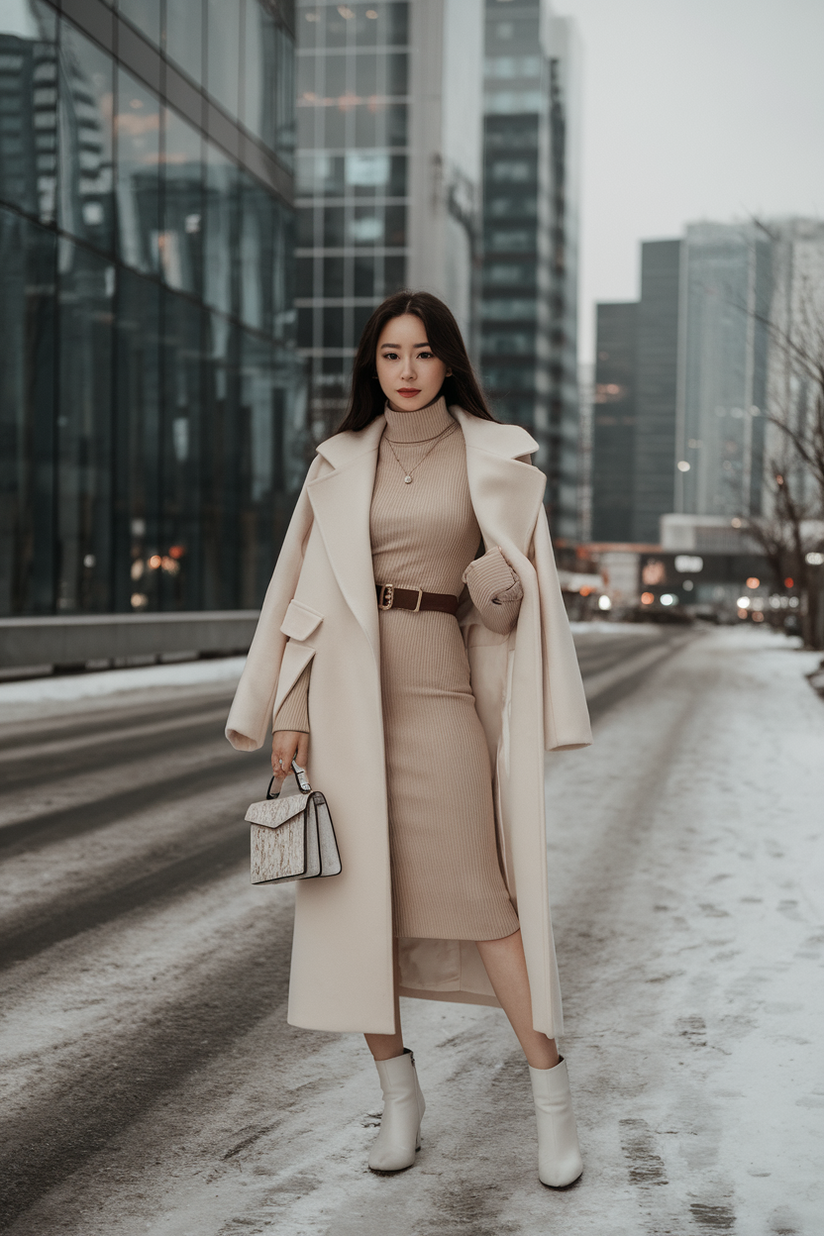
271,730,309,782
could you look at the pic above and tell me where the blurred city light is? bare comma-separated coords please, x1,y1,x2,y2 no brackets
806,552,824,566
598,595,612,611
745,577,760,589
676,460,691,472
736,596,750,608
674,554,703,573
660,593,677,606
640,592,654,605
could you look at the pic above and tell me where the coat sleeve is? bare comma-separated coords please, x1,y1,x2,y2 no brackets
462,546,523,635
530,507,593,751
225,455,323,750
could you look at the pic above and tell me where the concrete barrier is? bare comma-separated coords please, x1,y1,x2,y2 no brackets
0,612,260,673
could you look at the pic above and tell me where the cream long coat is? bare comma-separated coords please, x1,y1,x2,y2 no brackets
226,407,592,1038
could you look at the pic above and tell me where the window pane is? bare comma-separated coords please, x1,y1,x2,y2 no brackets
243,0,295,160
322,306,342,348
322,205,345,247
385,53,407,95
118,0,161,47
295,255,313,298
203,142,237,315
238,169,266,329
384,254,405,292
200,310,238,607
385,203,405,245
115,67,161,274
297,205,315,247
322,255,344,297
58,20,114,253
0,2,58,224
296,305,313,348
162,106,203,294
159,289,203,609
113,268,161,611
0,207,57,615
166,0,204,85
56,239,115,612
206,0,240,118
353,253,374,297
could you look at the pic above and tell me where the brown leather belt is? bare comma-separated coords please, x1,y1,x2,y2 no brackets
376,583,459,615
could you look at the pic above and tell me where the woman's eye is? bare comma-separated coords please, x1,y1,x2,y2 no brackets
381,352,398,360
417,351,433,360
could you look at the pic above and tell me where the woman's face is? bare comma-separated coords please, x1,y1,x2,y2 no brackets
375,314,450,413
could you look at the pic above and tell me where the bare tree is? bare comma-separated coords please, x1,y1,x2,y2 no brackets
746,228,824,647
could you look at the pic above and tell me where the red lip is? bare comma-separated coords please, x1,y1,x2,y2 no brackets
396,389,421,396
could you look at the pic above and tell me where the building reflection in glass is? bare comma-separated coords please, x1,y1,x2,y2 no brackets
0,0,301,618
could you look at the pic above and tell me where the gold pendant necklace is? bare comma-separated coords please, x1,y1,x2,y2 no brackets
385,422,457,484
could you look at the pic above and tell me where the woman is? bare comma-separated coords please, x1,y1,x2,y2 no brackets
226,291,592,1187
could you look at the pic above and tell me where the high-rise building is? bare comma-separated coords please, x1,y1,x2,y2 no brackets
481,0,581,539
0,0,300,619
591,303,637,543
632,238,681,543
295,0,484,441
676,222,772,521
591,219,824,551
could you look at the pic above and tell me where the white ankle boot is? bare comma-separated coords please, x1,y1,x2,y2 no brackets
368,1048,426,1173
529,1056,583,1187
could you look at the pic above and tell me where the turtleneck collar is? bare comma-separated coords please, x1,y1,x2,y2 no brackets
384,395,453,443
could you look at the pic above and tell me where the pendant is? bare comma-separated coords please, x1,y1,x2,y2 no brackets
404,475,412,484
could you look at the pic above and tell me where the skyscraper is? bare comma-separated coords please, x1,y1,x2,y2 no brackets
481,0,581,539
676,222,771,520
590,219,823,550
632,239,681,544
0,0,299,619
295,0,484,441
591,302,637,542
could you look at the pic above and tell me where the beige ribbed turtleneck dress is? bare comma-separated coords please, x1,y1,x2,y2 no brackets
275,397,522,941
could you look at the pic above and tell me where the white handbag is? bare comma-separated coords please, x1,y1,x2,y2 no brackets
246,760,342,885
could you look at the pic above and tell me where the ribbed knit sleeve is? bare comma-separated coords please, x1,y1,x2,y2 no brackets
272,662,311,733
462,546,523,635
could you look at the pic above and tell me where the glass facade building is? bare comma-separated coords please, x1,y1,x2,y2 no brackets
0,0,301,618
481,0,581,539
591,302,637,543
676,222,771,521
295,0,484,441
631,239,681,543
295,0,410,440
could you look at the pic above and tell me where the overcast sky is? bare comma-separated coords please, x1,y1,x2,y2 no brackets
550,0,824,361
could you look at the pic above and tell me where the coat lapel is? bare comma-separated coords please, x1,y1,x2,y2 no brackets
306,408,547,664
308,418,385,663
451,408,547,555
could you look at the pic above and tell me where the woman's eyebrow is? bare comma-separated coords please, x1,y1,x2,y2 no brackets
379,341,431,349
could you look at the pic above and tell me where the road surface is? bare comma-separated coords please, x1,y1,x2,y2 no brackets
1,625,822,1235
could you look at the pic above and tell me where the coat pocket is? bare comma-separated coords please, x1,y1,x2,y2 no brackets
280,599,323,642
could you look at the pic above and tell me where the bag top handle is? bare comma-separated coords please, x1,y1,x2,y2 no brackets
266,758,312,800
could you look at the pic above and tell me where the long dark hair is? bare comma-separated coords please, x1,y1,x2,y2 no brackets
336,290,498,433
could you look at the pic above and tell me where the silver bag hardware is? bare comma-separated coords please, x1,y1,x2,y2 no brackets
246,759,342,885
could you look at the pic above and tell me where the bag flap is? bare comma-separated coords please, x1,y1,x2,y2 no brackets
246,792,310,828
279,599,323,642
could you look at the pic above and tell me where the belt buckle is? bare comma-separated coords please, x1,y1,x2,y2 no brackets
379,584,395,610
411,588,423,613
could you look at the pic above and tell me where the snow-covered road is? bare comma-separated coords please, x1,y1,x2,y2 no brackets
1,626,822,1235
